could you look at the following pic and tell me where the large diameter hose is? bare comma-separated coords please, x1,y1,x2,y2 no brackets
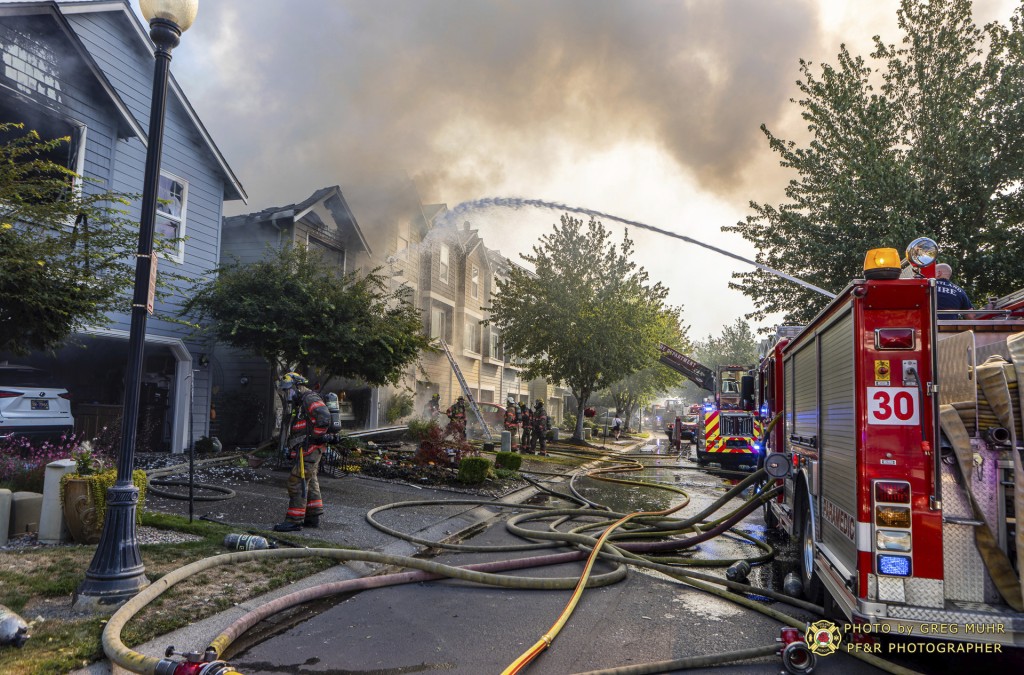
570,644,781,675
104,547,628,675
208,549,601,658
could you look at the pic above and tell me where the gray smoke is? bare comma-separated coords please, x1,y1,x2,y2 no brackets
168,0,821,212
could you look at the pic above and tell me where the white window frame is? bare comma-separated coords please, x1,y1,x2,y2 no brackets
464,320,480,354
154,171,188,264
490,330,501,360
439,244,450,283
430,306,447,340
470,264,479,299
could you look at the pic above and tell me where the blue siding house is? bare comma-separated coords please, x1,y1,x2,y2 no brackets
0,1,246,453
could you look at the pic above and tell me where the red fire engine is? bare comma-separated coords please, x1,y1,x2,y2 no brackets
757,237,1024,646
657,344,761,469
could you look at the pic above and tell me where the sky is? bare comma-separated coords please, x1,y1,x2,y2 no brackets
131,0,1018,341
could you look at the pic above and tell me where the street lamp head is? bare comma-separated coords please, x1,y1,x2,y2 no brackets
140,0,199,32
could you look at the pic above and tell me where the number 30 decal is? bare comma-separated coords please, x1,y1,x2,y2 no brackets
867,387,919,425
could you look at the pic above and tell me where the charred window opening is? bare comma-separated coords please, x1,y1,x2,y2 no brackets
0,99,83,202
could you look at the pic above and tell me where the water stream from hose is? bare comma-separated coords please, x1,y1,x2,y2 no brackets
439,197,837,299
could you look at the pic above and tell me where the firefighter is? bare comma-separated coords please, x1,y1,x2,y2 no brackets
424,393,441,419
503,394,521,450
529,399,551,455
274,372,331,532
445,395,467,441
519,401,532,451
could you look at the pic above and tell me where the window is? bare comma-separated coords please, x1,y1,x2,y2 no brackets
439,244,450,283
464,320,480,354
490,331,501,360
478,389,494,403
154,173,188,262
430,307,447,340
0,100,86,200
471,265,479,299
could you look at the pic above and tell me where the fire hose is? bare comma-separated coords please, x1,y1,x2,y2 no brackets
105,443,923,675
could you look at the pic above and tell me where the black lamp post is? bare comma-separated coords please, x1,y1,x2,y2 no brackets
75,0,199,610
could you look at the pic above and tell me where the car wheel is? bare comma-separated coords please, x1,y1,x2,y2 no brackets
799,500,824,603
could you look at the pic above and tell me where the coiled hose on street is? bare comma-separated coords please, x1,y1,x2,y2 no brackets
104,437,923,675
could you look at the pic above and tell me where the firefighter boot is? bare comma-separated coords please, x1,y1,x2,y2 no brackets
273,522,302,532
304,514,321,528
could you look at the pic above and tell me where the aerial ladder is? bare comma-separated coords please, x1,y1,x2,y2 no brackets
657,342,715,392
437,338,494,441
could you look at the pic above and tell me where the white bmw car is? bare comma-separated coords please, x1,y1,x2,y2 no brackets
0,365,74,442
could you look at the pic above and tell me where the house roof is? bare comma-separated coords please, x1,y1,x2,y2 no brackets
224,185,371,256
0,1,146,141
55,0,247,202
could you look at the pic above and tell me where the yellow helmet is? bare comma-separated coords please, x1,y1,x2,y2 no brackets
280,372,308,389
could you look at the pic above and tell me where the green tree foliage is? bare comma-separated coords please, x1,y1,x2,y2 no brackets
488,215,669,441
607,307,690,431
0,124,166,354
183,245,429,385
726,0,1024,324
676,318,758,404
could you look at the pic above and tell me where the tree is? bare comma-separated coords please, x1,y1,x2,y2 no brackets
607,307,690,431
0,124,167,354
182,245,429,385
726,0,1024,325
488,215,669,441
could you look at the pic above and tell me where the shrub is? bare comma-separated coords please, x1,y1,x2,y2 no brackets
0,432,87,492
386,392,415,424
410,418,472,466
493,467,519,480
60,468,147,525
194,436,222,454
406,418,440,442
458,456,491,484
494,451,522,471
561,412,577,432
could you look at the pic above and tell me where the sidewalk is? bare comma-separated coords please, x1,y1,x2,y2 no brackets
73,437,647,674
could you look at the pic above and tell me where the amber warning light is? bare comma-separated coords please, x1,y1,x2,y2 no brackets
863,248,902,280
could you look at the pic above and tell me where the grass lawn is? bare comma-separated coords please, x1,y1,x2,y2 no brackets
0,512,344,674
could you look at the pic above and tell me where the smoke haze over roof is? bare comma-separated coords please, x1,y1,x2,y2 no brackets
128,0,1018,337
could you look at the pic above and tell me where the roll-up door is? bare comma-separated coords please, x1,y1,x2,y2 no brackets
819,311,856,569
793,343,818,443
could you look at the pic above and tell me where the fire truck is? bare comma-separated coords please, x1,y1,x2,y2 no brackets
657,343,761,469
756,237,1024,646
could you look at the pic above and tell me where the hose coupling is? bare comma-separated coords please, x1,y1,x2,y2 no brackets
776,626,816,674
158,646,240,675
984,427,1010,446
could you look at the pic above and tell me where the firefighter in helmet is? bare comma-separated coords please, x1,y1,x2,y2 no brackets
445,395,468,440
424,392,441,418
519,401,532,451
530,399,551,455
274,372,331,532
503,394,520,450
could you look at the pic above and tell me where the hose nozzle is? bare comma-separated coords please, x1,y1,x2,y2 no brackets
985,427,1011,446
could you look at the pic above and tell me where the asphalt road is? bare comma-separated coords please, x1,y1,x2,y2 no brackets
135,440,1023,674
221,443,884,675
